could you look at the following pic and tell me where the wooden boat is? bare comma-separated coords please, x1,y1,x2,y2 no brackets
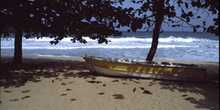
82,56,206,81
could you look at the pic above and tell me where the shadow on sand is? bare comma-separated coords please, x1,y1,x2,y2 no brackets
1,57,219,110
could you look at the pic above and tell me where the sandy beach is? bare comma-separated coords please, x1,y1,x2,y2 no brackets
0,56,219,110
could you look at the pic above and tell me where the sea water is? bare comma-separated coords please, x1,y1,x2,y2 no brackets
1,31,219,62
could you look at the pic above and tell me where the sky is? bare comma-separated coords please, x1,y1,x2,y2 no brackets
116,0,218,32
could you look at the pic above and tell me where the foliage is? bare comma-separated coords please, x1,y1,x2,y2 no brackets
129,0,219,36
1,0,218,64
0,0,135,44
190,0,219,36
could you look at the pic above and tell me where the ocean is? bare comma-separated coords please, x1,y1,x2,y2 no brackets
1,31,219,62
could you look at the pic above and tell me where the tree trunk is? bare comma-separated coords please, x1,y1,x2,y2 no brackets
146,0,164,61
13,2,23,66
13,23,23,66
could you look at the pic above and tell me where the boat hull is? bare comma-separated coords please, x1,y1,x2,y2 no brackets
91,65,188,80
82,56,206,80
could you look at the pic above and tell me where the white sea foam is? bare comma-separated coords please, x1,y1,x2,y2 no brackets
1,36,216,43
1,45,199,49
1,32,219,62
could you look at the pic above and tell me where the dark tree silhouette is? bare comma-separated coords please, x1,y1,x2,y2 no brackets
1,0,135,66
190,0,219,36
1,0,218,65
129,0,219,61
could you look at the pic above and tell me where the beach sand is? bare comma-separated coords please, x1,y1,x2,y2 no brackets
1,56,219,110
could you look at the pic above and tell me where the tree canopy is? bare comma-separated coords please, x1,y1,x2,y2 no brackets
128,0,219,35
1,0,219,64
125,0,219,60
1,0,136,44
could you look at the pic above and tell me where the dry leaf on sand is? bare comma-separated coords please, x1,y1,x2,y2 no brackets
96,81,102,84
10,99,19,102
61,82,66,85
69,81,74,84
112,80,119,82
22,96,31,100
132,88,136,92
4,90,12,93
143,90,152,95
98,92,105,95
87,81,96,83
139,87,145,90
70,98,76,101
87,81,102,84
122,82,128,85
60,94,67,96
66,88,72,91
113,94,124,99
22,90,31,93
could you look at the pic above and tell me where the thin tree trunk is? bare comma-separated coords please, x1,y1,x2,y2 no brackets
146,0,164,61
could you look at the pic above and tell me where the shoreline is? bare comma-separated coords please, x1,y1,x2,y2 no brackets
1,56,219,80
1,56,219,110
2,55,219,63
1,55,219,63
